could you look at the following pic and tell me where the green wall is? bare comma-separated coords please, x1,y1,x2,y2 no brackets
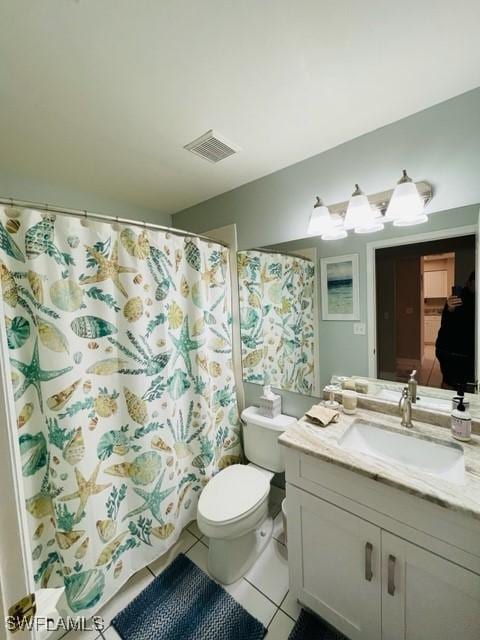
0,169,172,226
173,87,480,416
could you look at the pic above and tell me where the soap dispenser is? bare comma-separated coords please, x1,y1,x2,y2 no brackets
451,397,472,442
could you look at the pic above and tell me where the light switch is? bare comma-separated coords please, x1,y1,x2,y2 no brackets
353,323,366,335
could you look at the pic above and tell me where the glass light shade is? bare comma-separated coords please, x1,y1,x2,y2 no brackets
322,227,348,241
387,172,427,226
344,185,384,234
393,213,428,227
355,207,384,234
307,201,334,235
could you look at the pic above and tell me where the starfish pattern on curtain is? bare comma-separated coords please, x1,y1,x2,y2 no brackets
10,338,74,410
0,205,242,615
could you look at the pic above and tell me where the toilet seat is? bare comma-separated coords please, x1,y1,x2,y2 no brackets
197,465,270,538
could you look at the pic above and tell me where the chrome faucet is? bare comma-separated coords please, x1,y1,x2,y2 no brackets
399,386,414,428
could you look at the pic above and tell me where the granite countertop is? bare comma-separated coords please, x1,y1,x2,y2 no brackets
279,407,480,520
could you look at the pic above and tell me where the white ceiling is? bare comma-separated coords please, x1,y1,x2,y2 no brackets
1,0,480,216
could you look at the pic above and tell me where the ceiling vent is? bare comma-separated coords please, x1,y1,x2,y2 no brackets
184,130,240,163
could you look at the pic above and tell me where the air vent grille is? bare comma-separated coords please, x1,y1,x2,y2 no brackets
184,130,240,163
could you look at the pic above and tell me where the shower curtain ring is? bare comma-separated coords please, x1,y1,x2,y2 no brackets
81,210,88,227
7,198,16,218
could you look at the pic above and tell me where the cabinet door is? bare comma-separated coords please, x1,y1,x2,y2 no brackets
424,270,447,297
382,531,480,640
287,485,381,640
423,316,441,345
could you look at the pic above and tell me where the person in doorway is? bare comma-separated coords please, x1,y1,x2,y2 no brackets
435,271,475,390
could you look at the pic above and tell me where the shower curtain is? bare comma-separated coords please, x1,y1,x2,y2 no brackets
0,205,242,615
238,250,316,394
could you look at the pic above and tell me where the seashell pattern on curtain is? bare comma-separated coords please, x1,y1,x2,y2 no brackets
0,205,242,615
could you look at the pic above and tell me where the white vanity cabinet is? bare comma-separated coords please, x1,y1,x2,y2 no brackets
284,448,480,640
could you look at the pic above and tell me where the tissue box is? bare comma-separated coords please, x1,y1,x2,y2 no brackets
259,394,281,419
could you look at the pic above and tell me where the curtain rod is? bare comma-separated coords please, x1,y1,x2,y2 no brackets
0,196,229,248
242,246,314,262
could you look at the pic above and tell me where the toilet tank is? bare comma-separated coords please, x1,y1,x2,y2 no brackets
240,406,297,473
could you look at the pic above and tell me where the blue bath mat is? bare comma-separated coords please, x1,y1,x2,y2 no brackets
288,609,347,640
111,553,266,640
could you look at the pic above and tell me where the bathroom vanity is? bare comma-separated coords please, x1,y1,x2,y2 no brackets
279,409,480,640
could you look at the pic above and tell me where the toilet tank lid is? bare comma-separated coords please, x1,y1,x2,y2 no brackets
241,406,297,432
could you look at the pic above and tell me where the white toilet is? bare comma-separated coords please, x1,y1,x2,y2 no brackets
197,406,296,584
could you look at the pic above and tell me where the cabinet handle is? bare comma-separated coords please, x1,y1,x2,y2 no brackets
365,542,373,581
387,554,396,596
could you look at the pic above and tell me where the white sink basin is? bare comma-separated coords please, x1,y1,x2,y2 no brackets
339,420,465,484
376,388,452,413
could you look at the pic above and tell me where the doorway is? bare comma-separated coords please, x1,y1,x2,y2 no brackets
421,252,455,386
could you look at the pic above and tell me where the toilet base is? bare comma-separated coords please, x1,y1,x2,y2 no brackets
207,516,273,584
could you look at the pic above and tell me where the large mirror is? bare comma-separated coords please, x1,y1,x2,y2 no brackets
237,205,479,409
375,234,475,391
237,248,319,395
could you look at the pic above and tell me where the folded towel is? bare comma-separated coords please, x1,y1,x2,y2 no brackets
304,404,340,427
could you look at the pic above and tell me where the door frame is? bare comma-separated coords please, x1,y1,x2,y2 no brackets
366,224,478,379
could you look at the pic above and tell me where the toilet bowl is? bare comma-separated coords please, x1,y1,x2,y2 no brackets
197,464,273,583
197,406,296,584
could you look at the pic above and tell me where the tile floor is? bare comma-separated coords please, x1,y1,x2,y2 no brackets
64,487,300,640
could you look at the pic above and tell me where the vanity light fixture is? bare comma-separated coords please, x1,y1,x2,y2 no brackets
344,184,384,234
308,173,433,240
387,169,428,226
